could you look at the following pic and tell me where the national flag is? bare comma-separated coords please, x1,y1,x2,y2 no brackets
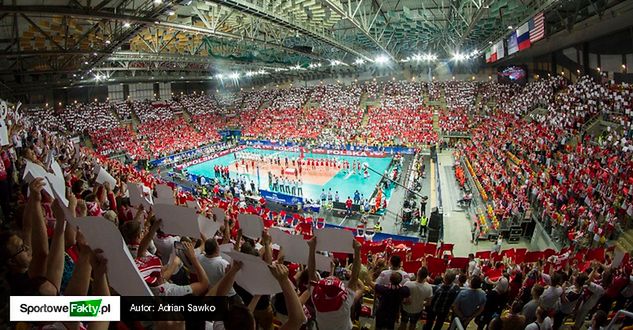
507,32,518,55
485,47,493,63
517,22,531,50
495,40,505,60
529,12,545,42
485,47,496,63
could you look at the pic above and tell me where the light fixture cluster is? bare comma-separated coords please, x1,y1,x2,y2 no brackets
402,53,438,62
452,50,479,61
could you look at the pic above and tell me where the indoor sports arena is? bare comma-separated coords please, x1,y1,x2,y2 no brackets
3,0,633,329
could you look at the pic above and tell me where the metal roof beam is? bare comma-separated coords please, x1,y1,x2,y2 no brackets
321,0,396,60
207,0,372,61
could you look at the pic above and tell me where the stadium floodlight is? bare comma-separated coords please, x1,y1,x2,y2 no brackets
354,58,365,65
452,52,467,61
168,10,175,16
375,55,389,64
215,74,224,79
153,0,162,4
123,22,131,28
228,72,240,80
423,53,438,61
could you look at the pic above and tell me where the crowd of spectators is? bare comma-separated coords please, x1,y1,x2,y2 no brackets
4,74,633,330
24,107,66,132
59,102,119,134
132,100,176,122
461,76,633,249
112,101,135,121
176,94,221,116
2,115,632,330
137,117,210,158
89,126,148,159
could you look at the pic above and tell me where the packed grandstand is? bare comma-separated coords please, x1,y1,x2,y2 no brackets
0,74,630,330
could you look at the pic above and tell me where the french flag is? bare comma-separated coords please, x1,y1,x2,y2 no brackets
517,22,531,51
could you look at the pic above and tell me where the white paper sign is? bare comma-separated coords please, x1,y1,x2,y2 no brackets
315,253,333,272
95,165,117,188
198,214,221,238
185,200,200,211
155,184,173,199
225,251,282,295
129,183,153,209
211,207,226,223
268,227,290,245
238,214,264,239
23,160,68,206
219,243,234,262
314,228,354,253
68,216,152,296
613,249,626,268
154,203,199,238
23,160,54,197
45,161,68,207
153,197,175,205
0,100,8,146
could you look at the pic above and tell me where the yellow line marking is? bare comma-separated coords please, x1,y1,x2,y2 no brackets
430,158,436,209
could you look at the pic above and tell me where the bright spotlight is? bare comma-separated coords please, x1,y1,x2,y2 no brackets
228,72,240,80
123,22,131,28
375,55,389,64
452,52,466,61
215,74,224,79
354,58,365,65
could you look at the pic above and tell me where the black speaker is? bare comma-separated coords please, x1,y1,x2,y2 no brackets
429,209,443,230
427,228,440,243
430,145,437,158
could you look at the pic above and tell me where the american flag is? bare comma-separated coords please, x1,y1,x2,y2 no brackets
529,12,545,43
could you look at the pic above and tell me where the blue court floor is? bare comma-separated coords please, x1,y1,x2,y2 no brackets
185,147,394,202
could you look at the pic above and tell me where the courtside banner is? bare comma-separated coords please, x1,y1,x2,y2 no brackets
10,296,120,321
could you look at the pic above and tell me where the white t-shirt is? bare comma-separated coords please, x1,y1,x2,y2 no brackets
402,280,433,314
375,269,411,286
198,254,235,296
525,317,553,330
539,286,563,311
153,235,179,265
151,282,193,296
311,287,355,330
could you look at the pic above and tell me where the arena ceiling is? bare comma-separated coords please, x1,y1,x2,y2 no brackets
0,0,624,92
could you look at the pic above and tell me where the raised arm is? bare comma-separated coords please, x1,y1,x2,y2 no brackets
270,263,306,330
64,235,93,296
307,237,317,282
137,218,160,258
28,178,49,278
183,241,209,296
47,198,72,292
88,250,110,330
261,230,273,265
348,239,362,291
